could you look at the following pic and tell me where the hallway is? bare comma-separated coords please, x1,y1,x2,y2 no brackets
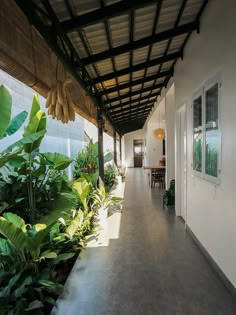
53,168,236,315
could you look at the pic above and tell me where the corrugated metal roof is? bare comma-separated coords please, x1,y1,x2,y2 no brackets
19,0,208,134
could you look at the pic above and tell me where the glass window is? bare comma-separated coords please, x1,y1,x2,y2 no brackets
204,82,219,179
193,95,202,172
192,74,221,184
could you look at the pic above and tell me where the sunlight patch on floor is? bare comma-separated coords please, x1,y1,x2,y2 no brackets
88,176,125,248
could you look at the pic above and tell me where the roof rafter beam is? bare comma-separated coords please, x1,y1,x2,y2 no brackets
112,108,152,120
111,103,153,115
106,92,159,110
92,52,181,84
118,120,146,128
104,82,163,105
62,0,157,32
113,111,150,123
81,22,198,65
118,120,146,132
99,69,173,95
107,100,154,113
112,105,152,117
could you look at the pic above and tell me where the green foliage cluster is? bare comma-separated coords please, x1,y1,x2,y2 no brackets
74,142,118,191
0,178,96,314
0,85,72,222
163,179,175,207
0,84,122,313
0,85,97,313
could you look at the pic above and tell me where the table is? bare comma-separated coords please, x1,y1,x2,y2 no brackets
143,166,166,188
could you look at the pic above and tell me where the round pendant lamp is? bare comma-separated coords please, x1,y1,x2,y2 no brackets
154,128,165,140
154,107,165,140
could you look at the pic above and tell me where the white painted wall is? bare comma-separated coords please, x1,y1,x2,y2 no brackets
143,99,165,168
173,0,236,288
165,84,175,187
124,129,144,167
145,122,164,166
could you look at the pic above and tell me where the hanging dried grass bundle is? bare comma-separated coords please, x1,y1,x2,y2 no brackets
46,80,75,123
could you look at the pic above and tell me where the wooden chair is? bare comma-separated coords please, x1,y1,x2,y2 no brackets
151,168,165,188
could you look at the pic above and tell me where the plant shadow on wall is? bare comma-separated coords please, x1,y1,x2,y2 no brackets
0,84,122,314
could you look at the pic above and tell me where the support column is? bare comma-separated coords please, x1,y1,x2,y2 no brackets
113,130,117,166
97,109,104,186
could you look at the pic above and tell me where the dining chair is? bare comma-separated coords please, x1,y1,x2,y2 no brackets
151,168,165,188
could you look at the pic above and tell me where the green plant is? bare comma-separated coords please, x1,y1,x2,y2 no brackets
92,185,122,214
0,89,72,221
0,212,77,313
62,178,92,212
0,85,27,140
74,142,98,179
104,164,118,191
0,85,28,168
73,141,118,192
163,179,175,207
50,208,95,254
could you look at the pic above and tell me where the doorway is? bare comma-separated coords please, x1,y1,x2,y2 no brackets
133,139,143,167
176,105,187,220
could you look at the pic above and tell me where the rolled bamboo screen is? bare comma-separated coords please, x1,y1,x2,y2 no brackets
0,0,114,135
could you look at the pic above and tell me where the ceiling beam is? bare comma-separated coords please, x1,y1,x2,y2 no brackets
117,119,146,128
118,120,146,133
111,103,153,116
104,82,163,105
106,93,159,110
112,105,152,118
62,0,157,32
108,100,155,113
113,111,150,123
81,22,198,65
92,52,181,84
112,107,152,120
99,69,172,95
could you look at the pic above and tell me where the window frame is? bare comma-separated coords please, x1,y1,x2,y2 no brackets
192,73,222,185
192,87,204,178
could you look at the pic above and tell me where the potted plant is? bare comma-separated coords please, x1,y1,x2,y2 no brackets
92,186,122,220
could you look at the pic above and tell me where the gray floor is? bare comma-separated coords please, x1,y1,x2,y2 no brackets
53,168,236,315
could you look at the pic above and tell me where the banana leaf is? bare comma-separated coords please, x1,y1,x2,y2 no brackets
104,152,113,163
0,149,22,168
23,95,46,153
3,111,28,137
0,217,27,260
41,152,72,170
3,212,26,232
0,85,12,139
2,130,46,154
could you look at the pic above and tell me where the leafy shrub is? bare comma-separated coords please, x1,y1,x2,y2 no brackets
163,179,175,207
0,208,96,314
0,213,64,313
74,141,117,190
104,164,119,191
0,87,72,222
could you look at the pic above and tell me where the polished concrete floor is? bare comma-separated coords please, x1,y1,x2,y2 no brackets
52,168,236,315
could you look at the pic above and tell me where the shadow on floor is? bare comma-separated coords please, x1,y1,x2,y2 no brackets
52,168,236,315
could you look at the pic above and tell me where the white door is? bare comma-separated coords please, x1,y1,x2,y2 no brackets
176,105,187,220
